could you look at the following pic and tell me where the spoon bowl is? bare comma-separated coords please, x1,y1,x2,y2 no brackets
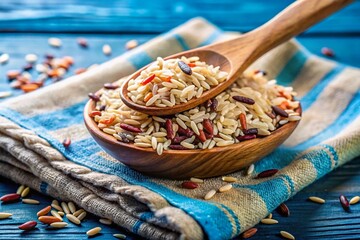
120,49,232,116
84,98,301,179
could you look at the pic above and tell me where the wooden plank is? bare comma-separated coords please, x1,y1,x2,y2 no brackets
1,156,360,239
0,0,359,33
0,33,153,100
0,33,359,101
0,178,137,240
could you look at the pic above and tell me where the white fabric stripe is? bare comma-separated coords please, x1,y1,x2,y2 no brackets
325,114,360,166
222,188,268,233
292,56,336,97
285,67,360,147
283,158,318,193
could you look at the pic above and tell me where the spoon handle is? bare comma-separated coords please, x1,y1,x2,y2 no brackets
214,0,352,73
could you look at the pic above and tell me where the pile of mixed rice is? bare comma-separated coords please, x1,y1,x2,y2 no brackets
126,56,228,107
89,66,301,155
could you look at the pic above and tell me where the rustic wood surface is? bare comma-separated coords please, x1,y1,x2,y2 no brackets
0,0,359,239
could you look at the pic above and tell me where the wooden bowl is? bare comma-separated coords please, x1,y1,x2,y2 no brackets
84,99,301,179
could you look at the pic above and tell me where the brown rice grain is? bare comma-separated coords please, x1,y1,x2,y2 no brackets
0,212,12,219
51,203,63,211
21,187,30,198
280,230,295,240
261,218,278,224
247,164,255,175
222,176,237,182
308,196,325,204
350,196,360,205
16,185,25,195
87,227,102,236
77,211,87,221
204,189,216,200
190,177,204,183
61,202,70,214
219,184,232,193
67,214,81,225
73,209,84,217
50,222,68,228
22,199,40,205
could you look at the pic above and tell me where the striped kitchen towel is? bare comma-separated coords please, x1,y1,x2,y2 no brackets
0,18,359,240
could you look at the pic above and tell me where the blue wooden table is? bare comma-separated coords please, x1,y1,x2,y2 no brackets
0,1,360,239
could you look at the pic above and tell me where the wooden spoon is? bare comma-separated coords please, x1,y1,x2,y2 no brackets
120,0,352,116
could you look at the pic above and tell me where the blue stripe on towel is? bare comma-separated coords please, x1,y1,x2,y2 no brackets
40,182,48,194
300,64,346,111
0,107,236,240
127,51,154,70
26,100,87,131
139,212,154,221
298,147,333,179
235,177,290,212
276,50,309,86
221,204,241,236
323,144,339,168
132,220,143,234
174,34,190,50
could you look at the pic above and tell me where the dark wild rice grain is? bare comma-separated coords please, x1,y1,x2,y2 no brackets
118,133,130,143
244,128,258,135
242,228,258,239
210,98,218,111
256,169,279,179
321,47,334,57
276,203,290,217
272,106,289,117
181,181,198,189
77,38,88,48
120,124,142,133
23,64,33,71
166,119,175,139
103,83,119,89
63,137,71,147
177,127,194,137
88,93,100,102
178,61,192,75
232,96,255,105
236,134,256,141
169,145,188,150
339,195,350,211
172,136,187,144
